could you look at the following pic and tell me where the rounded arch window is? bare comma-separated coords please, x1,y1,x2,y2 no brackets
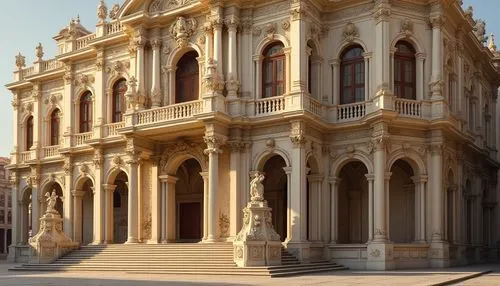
112,79,127,123
79,91,93,133
175,51,199,104
340,45,365,104
26,116,34,151
50,109,60,146
263,42,285,98
394,41,416,100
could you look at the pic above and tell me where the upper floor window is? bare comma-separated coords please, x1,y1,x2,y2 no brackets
394,41,416,100
50,109,60,146
26,116,34,151
263,42,285,98
175,51,199,104
79,92,93,133
340,45,365,104
112,79,127,123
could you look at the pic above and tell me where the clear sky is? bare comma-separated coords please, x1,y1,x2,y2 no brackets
0,0,497,157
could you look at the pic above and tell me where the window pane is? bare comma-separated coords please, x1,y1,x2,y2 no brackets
276,60,284,81
277,83,284,96
394,86,400,97
264,85,272,97
355,63,364,84
264,62,273,83
405,87,414,99
342,88,352,104
394,60,401,81
343,65,352,85
355,88,364,102
404,61,413,82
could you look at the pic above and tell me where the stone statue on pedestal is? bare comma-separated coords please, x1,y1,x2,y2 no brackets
233,173,282,267
28,190,78,264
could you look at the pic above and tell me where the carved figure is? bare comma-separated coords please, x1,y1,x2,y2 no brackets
45,190,59,214
473,19,488,44
109,4,120,19
250,173,265,202
170,16,197,48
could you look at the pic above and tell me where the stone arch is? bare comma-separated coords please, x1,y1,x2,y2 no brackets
74,87,96,102
74,173,95,191
307,38,322,59
106,166,129,185
390,34,425,55
387,148,426,175
335,39,368,61
330,151,373,177
306,153,320,174
106,74,130,92
44,104,63,121
39,175,65,195
255,35,290,57
166,43,203,68
254,148,291,172
161,142,208,175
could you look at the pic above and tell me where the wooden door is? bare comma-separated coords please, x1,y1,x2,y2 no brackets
179,202,201,240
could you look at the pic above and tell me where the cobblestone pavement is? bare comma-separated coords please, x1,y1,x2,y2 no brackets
0,262,498,286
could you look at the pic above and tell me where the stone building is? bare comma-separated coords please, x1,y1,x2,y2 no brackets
0,157,12,258
4,0,500,269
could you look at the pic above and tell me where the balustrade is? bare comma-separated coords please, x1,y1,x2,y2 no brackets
136,100,203,125
74,132,93,146
105,122,125,137
395,98,422,118
105,21,123,35
254,96,285,116
337,101,366,122
306,96,323,117
76,34,96,50
20,151,32,162
42,146,60,158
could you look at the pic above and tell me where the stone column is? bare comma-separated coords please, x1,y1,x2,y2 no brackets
329,177,340,244
204,135,224,242
126,156,139,243
373,137,388,242
72,190,85,243
63,157,73,238
366,174,375,242
385,172,391,241
31,186,39,235
200,172,209,240
93,150,104,244
412,175,428,243
212,18,223,79
289,1,308,94
229,142,243,238
9,180,18,247
283,167,292,242
135,37,146,108
159,175,177,243
308,175,323,242
167,67,176,105
151,36,162,108
373,1,391,95
363,54,371,101
226,16,239,99
150,158,160,243
288,121,309,261
204,22,213,61
253,55,263,98
330,60,340,105
430,14,443,99
416,53,425,100
103,184,116,244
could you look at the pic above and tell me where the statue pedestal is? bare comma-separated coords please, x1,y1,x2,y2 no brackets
233,200,282,267
28,210,79,264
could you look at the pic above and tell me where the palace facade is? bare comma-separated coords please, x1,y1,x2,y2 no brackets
0,157,12,258
5,0,500,270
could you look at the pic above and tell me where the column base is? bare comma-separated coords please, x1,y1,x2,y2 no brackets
284,241,310,263
366,241,394,270
125,238,139,244
201,238,219,243
429,241,450,268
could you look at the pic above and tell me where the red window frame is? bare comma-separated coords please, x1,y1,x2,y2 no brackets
340,46,365,105
50,109,60,146
112,79,127,123
26,116,33,150
175,51,199,104
79,92,93,133
394,41,416,100
262,43,286,98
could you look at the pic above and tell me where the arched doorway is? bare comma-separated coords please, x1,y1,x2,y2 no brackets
81,179,94,244
21,188,32,244
262,155,287,242
175,159,204,241
389,159,415,243
113,171,128,243
338,161,369,243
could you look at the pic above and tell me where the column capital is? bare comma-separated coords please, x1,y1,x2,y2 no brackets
307,174,324,183
150,38,162,50
411,175,428,183
159,174,178,184
430,143,444,156
102,184,117,192
282,167,293,175
365,173,375,181
429,15,444,29
371,135,390,152
204,134,226,154
384,172,392,181
199,171,209,179
71,190,85,198
328,176,341,185
227,141,245,153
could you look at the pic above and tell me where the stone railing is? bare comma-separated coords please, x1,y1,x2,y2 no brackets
21,67,35,78
76,34,96,50
395,98,422,118
74,132,93,146
20,151,32,162
42,59,63,72
254,96,285,116
105,21,123,35
337,101,366,122
305,96,323,117
42,146,60,158
105,122,125,137
136,100,203,125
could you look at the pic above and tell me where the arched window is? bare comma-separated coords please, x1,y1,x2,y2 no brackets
79,92,93,133
175,51,199,103
340,45,365,104
50,109,60,146
263,42,285,98
394,41,416,100
112,79,127,123
26,116,34,151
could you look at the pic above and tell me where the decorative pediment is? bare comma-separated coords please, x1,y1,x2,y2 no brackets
149,0,197,14
118,0,199,19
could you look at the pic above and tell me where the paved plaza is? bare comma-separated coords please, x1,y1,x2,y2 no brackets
0,262,499,286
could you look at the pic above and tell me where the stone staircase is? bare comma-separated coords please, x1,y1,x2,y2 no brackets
10,243,346,277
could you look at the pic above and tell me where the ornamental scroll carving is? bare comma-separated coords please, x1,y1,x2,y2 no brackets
149,0,196,14
343,22,358,43
170,16,197,48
